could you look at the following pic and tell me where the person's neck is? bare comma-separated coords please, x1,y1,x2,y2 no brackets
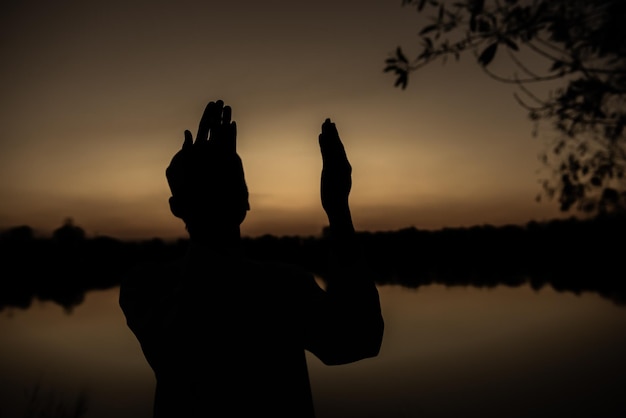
187,225,243,256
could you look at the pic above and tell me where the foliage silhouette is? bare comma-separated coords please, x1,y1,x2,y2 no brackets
385,0,626,215
1,214,624,312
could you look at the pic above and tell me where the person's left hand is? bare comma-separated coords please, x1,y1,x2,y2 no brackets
319,118,352,220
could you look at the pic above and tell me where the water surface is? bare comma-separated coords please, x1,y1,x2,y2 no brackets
1,283,625,418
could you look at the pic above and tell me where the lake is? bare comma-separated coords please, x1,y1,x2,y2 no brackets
1,282,625,418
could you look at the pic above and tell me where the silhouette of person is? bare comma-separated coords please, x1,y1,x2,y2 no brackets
119,100,384,417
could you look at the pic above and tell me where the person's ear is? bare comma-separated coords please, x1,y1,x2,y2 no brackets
169,196,186,220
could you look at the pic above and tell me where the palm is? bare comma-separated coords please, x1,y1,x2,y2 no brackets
319,118,352,216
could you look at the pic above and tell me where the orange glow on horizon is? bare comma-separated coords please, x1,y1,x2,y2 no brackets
1,0,567,240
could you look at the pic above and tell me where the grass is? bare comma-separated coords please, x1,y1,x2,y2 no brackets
11,381,88,418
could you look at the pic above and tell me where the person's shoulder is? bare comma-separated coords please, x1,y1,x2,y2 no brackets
121,257,185,289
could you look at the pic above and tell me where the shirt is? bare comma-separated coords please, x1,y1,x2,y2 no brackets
119,242,383,417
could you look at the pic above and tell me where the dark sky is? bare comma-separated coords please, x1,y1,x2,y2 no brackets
0,0,565,239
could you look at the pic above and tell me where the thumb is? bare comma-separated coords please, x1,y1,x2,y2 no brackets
183,130,193,150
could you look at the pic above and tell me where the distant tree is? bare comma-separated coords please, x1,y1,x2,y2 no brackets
52,218,86,244
0,225,34,242
385,0,626,215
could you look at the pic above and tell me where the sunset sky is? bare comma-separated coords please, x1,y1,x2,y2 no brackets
1,0,568,240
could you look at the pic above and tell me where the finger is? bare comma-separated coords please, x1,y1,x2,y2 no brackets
319,118,347,160
221,105,234,151
183,130,193,150
321,118,340,143
217,121,237,153
208,100,225,142
231,121,237,153
321,118,334,135
196,101,216,142
212,100,224,126
223,105,232,126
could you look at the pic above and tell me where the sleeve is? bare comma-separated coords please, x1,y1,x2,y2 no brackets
302,231,384,365
118,262,179,370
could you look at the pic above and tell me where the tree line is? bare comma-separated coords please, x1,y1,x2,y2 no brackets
1,214,624,313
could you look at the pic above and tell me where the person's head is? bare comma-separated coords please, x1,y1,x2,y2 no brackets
167,144,249,230
166,101,250,241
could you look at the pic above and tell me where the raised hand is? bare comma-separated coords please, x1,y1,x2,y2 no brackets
186,100,237,153
319,118,353,226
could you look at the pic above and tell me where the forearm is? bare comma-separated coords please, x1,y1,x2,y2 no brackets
326,205,354,236
314,207,384,364
308,117,384,363
324,204,365,288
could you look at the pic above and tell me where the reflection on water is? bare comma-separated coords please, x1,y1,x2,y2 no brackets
1,283,625,418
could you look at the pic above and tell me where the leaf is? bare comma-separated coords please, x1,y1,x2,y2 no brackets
478,42,498,66
418,0,427,11
419,24,438,35
472,0,485,14
477,20,491,32
394,72,408,89
502,37,519,51
550,60,565,72
396,46,408,64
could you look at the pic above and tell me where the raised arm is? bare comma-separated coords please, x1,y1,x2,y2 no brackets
304,118,384,365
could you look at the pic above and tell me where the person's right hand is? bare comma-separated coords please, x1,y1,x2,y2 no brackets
166,100,236,191
319,118,352,221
